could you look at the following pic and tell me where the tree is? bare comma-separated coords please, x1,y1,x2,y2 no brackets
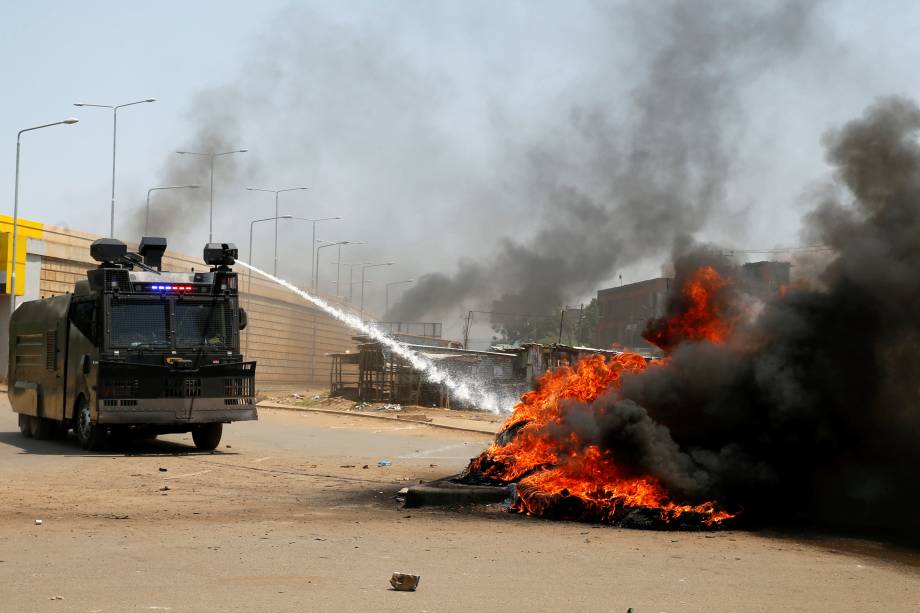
490,312,559,345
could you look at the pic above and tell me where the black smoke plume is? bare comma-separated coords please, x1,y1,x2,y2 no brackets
559,97,920,538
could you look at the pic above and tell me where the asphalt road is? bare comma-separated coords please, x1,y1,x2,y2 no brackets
1,401,918,612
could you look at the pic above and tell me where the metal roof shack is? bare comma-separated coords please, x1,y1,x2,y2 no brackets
329,338,652,409
489,342,653,383
329,340,521,408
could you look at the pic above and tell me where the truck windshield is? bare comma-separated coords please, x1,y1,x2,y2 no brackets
175,301,233,348
110,302,170,348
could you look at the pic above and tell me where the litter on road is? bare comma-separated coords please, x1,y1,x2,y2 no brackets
389,572,420,592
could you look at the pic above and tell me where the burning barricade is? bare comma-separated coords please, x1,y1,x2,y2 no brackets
453,265,739,529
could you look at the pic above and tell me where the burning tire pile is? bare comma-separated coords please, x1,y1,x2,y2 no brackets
457,273,737,530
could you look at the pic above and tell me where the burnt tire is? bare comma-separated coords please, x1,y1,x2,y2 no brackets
192,423,222,451
74,398,107,451
30,416,58,440
18,414,33,438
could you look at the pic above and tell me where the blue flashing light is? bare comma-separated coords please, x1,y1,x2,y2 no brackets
148,283,194,292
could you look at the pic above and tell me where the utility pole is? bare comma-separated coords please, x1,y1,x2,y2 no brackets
463,310,473,350
557,308,566,345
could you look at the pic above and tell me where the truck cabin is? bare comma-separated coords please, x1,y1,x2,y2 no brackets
76,237,246,362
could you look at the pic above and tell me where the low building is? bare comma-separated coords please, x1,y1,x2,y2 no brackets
594,261,791,352
594,278,672,352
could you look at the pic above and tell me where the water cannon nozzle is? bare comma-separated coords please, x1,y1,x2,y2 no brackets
204,242,238,267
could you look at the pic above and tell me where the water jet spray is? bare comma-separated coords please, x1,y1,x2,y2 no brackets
237,260,513,414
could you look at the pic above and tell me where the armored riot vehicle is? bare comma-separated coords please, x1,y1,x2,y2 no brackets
8,237,256,450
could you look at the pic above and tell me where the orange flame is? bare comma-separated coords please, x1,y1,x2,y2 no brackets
643,265,734,352
464,266,738,527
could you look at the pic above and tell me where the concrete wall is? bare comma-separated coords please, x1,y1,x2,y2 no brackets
17,225,357,391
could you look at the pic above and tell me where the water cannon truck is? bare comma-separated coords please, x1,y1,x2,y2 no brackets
7,237,257,450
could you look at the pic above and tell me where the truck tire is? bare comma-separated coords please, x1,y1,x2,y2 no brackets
192,423,222,451
18,414,33,438
30,416,58,440
74,398,107,451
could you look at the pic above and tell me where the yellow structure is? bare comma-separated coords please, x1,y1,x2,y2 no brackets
0,215,44,295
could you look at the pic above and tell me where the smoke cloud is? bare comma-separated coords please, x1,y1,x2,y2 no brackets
559,97,920,537
389,1,816,325
122,2,818,318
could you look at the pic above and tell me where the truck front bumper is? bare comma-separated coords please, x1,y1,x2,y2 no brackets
97,398,258,424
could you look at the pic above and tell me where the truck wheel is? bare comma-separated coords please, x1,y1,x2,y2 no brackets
192,423,222,451
30,416,58,440
74,399,107,451
18,414,33,438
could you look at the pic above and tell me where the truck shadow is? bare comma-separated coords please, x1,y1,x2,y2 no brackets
0,430,230,457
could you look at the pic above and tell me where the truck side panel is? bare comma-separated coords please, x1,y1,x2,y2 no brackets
8,295,71,420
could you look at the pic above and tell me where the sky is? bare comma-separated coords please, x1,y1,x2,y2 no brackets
3,1,920,343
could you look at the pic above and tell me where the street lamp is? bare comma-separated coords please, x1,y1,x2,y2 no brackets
11,118,79,316
74,98,156,237
333,241,365,299
176,149,248,242
145,185,199,235
315,241,349,295
246,187,308,276
306,216,342,292
244,215,294,355
360,262,393,317
248,215,295,274
385,279,415,316
331,261,373,303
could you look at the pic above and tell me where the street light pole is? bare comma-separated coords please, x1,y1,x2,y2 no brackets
331,261,374,303
349,264,358,303
74,99,155,237
310,239,346,387
245,215,294,355
336,244,342,298
385,279,415,316
304,216,342,293
360,262,393,319
315,241,349,295
344,262,370,303
145,185,199,235
10,118,79,318
245,187,308,276
176,149,248,242
332,241,366,299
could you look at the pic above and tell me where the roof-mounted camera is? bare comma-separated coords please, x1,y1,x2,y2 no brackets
90,238,128,266
204,242,238,269
139,236,167,271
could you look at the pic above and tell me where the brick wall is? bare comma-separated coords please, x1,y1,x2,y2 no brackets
595,277,671,351
38,226,357,391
